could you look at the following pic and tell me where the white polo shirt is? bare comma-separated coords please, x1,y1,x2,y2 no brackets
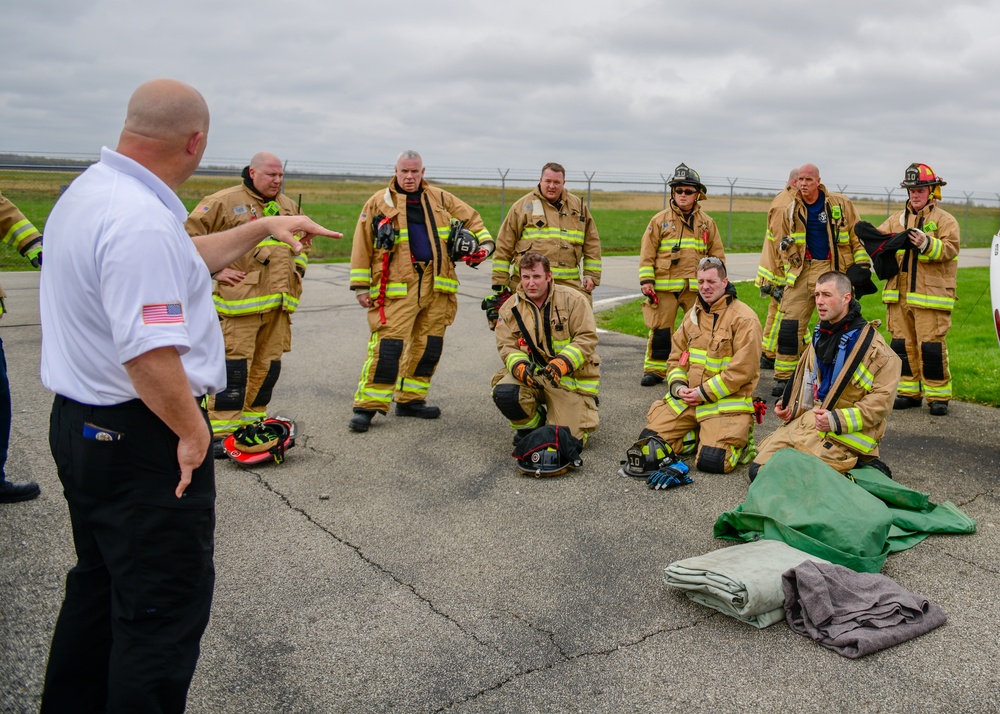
40,147,225,405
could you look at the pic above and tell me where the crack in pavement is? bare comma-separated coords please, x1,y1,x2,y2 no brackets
958,488,998,508
940,551,1000,577
432,614,717,712
242,447,720,713
242,463,495,653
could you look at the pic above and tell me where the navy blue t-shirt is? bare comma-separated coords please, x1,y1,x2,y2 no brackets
405,192,433,262
804,192,829,260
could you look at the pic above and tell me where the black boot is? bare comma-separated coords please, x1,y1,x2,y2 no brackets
0,480,41,503
929,401,949,416
771,380,787,398
395,401,441,419
348,409,376,432
640,374,664,387
893,395,922,410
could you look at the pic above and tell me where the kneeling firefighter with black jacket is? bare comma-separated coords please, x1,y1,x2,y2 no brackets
750,271,901,479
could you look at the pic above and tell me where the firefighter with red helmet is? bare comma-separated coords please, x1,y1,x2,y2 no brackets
878,163,959,416
637,163,725,386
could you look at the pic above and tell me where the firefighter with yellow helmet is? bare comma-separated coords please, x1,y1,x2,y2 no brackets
185,152,309,456
638,163,725,386
878,163,959,416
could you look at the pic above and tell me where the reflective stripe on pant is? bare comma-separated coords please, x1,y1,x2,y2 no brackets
491,370,598,441
641,288,696,377
206,310,291,437
774,260,831,380
752,413,861,474
353,267,457,411
886,295,952,403
761,295,780,359
644,399,753,474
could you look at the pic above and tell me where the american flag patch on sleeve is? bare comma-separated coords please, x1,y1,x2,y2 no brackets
142,303,184,324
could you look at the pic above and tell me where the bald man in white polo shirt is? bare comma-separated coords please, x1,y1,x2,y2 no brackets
38,79,340,713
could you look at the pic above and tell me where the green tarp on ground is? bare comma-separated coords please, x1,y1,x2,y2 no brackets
713,449,977,573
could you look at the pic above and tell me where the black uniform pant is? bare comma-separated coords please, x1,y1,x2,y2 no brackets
41,395,215,714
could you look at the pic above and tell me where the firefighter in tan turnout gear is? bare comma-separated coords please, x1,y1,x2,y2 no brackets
348,151,494,432
878,163,959,416
0,189,43,502
490,162,601,299
492,252,600,443
750,271,901,478
638,163,725,387
755,167,799,371
770,164,873,397
185,152,309,456
630,258,762,474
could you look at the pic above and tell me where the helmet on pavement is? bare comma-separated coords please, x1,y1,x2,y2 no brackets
621,433,676,478
224,416,298,465
513,425,584,477
900,163,946,200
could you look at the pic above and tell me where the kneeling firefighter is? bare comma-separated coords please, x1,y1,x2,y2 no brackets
625,257,763,475
492,252,600,472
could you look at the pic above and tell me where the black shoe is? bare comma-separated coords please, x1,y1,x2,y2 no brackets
640,374,664,387
395,401,441,419
0,480,41,504
760,355,775,370
860,457,893,479
770,380,787,398
348,409,376,432
929,401,949,416
213,438,228,460
893,395,922,410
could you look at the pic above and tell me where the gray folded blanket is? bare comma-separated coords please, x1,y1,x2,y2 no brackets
782,560,947,658
664,540,830,628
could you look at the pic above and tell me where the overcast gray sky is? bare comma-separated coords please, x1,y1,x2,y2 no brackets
5,0,1000,196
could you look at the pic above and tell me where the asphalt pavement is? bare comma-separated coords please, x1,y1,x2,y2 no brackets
1,251,998,713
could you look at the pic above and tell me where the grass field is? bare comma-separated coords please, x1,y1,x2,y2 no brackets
3,170,999,268
595,267,1000,407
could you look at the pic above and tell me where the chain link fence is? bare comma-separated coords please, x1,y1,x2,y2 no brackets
3,156,999,268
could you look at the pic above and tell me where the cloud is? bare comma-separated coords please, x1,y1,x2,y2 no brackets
4,0,1000,198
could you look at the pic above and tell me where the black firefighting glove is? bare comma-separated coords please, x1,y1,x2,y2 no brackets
481,286,512,330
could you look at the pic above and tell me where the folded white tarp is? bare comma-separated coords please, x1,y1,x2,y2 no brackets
664,539,830,628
